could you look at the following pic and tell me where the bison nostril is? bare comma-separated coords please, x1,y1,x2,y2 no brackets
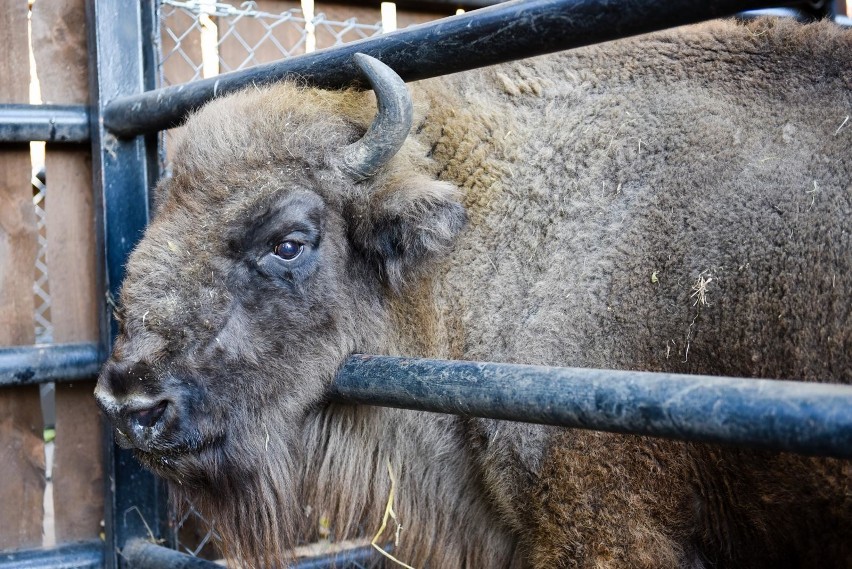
128,400,169,430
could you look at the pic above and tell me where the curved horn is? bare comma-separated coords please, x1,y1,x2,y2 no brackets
339,53,413,181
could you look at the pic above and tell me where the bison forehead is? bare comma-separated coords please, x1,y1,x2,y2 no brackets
167,83,378,198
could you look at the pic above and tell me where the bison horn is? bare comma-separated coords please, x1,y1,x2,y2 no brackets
339,53,413,181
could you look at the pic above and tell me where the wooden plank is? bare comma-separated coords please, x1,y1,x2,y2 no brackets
0,388,45,549
0,0,45,550
31,0,103,544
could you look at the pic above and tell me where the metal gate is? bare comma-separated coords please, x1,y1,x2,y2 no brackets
0,0,850,567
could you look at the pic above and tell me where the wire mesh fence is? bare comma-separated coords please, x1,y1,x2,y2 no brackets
156,1,432,561
160,0,385,88
32,167,52,345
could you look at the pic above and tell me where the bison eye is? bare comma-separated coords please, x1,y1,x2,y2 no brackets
273,240,304,261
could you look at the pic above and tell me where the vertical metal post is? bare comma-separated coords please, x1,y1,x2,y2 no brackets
86,1,170,567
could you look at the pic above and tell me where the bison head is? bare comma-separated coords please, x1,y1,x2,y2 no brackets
94,55,465,563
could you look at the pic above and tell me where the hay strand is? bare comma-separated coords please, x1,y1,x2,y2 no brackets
371,459,415,569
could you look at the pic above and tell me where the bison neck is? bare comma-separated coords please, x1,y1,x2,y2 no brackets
299,403,521,567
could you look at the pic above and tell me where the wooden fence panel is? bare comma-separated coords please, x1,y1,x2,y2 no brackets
31,0,102,544
0,1,45,551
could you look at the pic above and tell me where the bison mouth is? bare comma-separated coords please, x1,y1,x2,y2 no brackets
121,427,227,480
96,374,229,480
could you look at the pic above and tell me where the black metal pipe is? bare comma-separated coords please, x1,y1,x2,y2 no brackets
0,104,90,143
120,540,218,569
88,1,174,564
293,545,389,569
0,540,103,569
0,343,103,387
104,0,795,137
738,7,825,20
331,356,852,459
122,539,387,569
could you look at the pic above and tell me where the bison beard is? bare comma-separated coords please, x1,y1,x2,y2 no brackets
169,426,302,567
96,18,851,569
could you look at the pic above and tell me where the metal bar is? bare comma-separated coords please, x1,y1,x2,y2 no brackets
0,540,103,569
0,343,102,387
331,356,852,459
86,0,170,567
104,0,796,137
739,7,832,20
0,104,90,143
293,545,388,569
122,539,387,569
739,7,808,18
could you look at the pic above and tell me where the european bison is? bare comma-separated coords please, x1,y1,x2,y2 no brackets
96,17,851,568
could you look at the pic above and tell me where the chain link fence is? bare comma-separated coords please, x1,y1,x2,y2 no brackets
160,0,385,85
32,168,52,345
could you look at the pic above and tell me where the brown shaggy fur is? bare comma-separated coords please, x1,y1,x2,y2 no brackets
96,18,851,568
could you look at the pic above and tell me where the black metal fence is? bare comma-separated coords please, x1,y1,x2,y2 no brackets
0,0,849,567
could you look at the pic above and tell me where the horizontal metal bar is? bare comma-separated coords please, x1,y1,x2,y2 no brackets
739,7,847,20
293,545,388,569
122,539,387,569
0,541,102,569
0,104,90,143
331,356,852,459
739,7,810,18
0,343,103,387
104,0,794,137
120,540,217,569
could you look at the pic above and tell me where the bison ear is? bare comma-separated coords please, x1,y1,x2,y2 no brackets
352,176,467,292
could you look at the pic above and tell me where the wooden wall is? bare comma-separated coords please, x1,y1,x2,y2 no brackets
0,0,101,551
0,1,46,551
31,0,103,544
